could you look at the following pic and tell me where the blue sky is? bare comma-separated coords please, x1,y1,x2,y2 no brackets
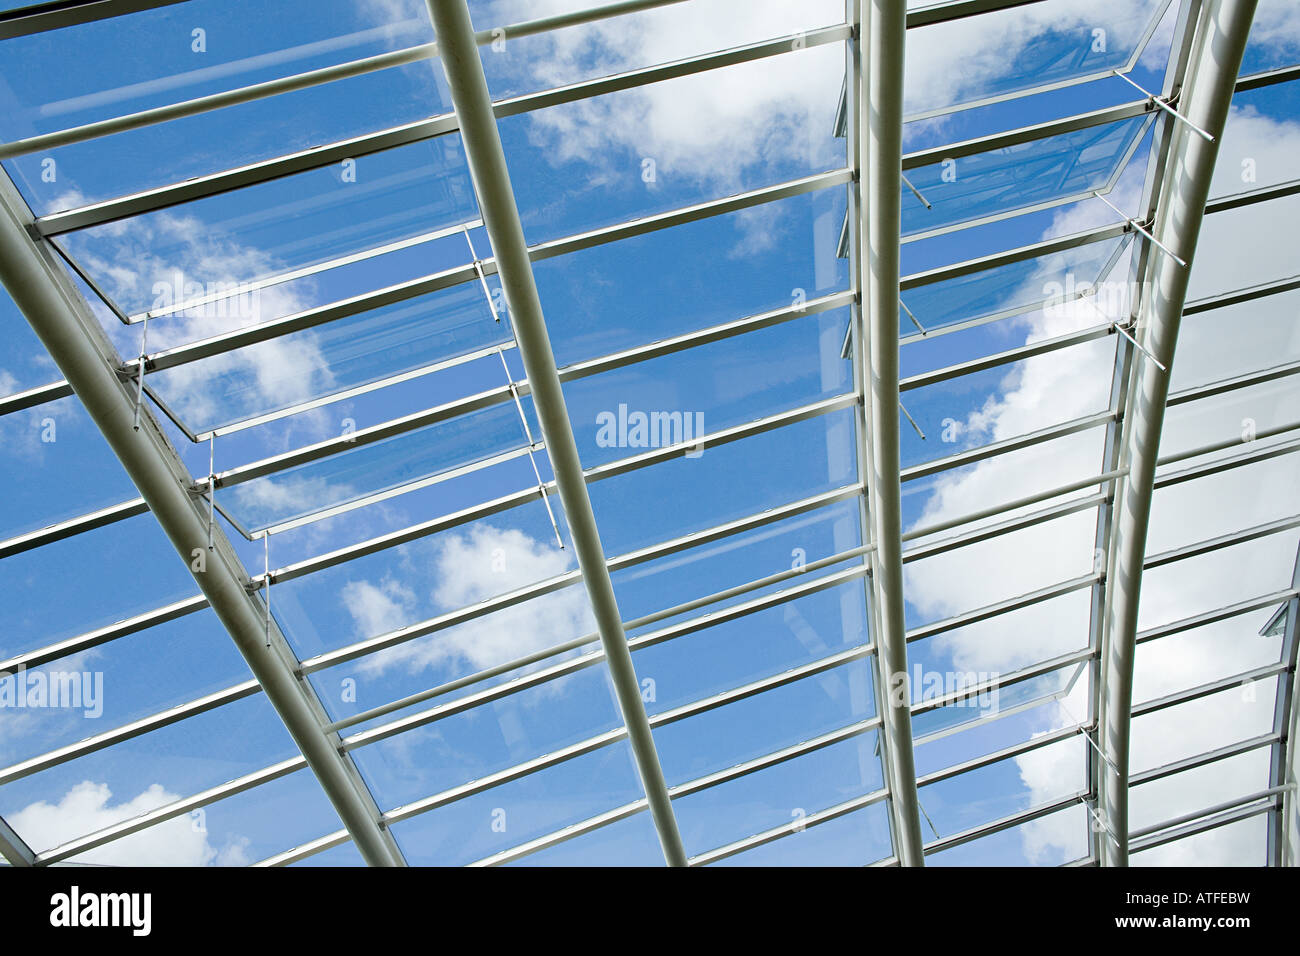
0,0,1297,867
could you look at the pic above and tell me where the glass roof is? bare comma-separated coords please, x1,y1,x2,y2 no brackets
0,0,1296,872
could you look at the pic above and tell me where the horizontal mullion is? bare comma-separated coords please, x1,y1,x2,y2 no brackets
0,679,261,787
1136,589,1299,646
1132,661,1290,718
35,757,307,866
0,593,208,675
0,380,74,416
0,496,147,559
1129,732,1280,787
254,829,351,868
922,792,1087,855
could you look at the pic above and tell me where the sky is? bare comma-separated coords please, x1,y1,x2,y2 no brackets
0,0,1297,867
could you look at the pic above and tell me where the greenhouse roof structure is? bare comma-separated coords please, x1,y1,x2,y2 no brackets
0,0,1296,868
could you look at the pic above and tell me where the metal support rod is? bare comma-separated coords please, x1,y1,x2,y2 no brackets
1097,0,1258,867
423,0,687,867
863,0,926,865
1093,190,1188,268
0,171,405,868
1112,68,1216,142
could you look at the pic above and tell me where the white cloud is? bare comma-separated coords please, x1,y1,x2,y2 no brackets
346,524,594,676
9,780,249,866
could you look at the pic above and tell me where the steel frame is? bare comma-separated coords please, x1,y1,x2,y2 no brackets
1,0,1295,870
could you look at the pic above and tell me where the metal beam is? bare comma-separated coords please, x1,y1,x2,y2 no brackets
0,0,185,40
0,814,35,867
1269,542,1300,865
0,172,405,867
861,0,925,866
1097,0,1258,867
423,0,686,867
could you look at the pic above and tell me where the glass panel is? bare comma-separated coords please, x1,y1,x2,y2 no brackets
903,0,1166,118
634,580,868,719
709,799,892,866
911,662,1084,741
532,188,848,367
59,136,479,318
1212,80,1300,200
1134,604,1284,708
350,663,622,811
926,801,1087,866
914,691,1085,780
1147,454,1300,557
388,738,645,866
1129,748,1273,834
1161,378,1300,465
614,497,861,628
148,280,512,436
221,400,531,535
60,768,343,867
588,406,856,557
901,116,1151,238
1189,191,1300,301
480,0,845,100
508,808,664,867
502,41,846,244
1130,679,1280,774
673,731,883,859
272,497,577,665
652,658,878,788
900,335,1115,470
1136,530,1300,634
0,284,62,398
899,233,1127,350
291,839,365,867
903,506,1101,631
900,420,1107,533
565,307,852,469
0,393,137,541
0,608,252,770
1130,812,1269,866
1173,289,1300,393
0,693,299,856
917,734,1085,839
1,0,441,210
0,512,198,661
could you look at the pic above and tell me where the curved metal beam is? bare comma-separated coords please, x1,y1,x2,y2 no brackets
862,0,925,865
423,0,687,867
0,172,405,868
1097,0,1258,866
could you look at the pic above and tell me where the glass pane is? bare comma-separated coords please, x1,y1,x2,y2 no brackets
0,393,137,541
0,512,198,661
926,801,1087,865
388,738,645,866
502,41,846,244
0,608,252,770
1131,813,1269,866
903,0,1166,118
588,406,856,557
1,693,299,857
673,731,883,859
709,799,892,866
902,116,1151,239
221,400,532,534
565,307,852,470
59,136,479,318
